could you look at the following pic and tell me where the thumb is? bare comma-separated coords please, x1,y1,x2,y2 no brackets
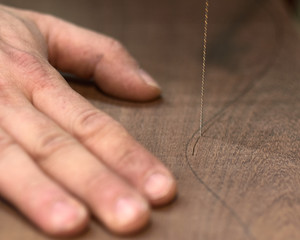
32,13,161,101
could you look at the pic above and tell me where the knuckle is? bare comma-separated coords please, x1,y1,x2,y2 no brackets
7,49,56,92
108,38,125,53
0,78,8,92
105,37,137,66
34,131,75,160
0,78,14,105
115,147,144,172
0,74,7,87
73,109,119,141
83,171,118,196
10,50,46,76
0,134,15,155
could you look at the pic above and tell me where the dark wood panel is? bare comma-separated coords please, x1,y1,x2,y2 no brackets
0,0,299,239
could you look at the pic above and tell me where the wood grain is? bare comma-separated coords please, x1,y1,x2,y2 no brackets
0,0,299,239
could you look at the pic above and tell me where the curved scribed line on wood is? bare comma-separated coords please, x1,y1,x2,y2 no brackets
185,0,284,239
186,131,256,240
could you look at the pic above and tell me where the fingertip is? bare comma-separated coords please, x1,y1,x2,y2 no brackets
144,172,177,206
136,69,162,101
152,178,177,206
138,69,161,91
44,201,89,237
94,61,161,102
110,198,150,235
95,77,161,102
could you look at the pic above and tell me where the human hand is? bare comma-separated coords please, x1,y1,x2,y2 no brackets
0,5,176,236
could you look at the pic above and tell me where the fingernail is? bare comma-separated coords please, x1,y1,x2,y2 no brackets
144,173,173,200
51,201,87,231
138,69,161,89
115,197,148,226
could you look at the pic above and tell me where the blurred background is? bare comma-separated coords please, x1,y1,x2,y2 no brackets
286,0,300,34
287,0,300,17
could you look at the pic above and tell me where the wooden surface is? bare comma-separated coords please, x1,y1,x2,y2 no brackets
0,0,300,239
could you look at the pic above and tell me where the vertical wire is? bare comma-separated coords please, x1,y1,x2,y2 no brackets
199,0,209,136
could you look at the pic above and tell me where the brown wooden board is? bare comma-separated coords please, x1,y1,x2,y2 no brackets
0,0,299,239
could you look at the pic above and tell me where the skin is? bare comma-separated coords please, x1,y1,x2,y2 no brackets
0,4,176,236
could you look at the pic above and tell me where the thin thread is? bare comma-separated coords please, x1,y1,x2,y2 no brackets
199,0,209,136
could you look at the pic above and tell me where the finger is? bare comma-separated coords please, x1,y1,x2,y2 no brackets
27,12,161,101
0,92,150,234
25,66,177,206
0,127,88,236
